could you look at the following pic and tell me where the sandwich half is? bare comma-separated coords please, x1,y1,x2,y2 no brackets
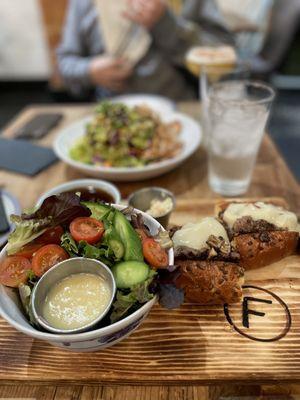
171,217,244,304
216,201,299,270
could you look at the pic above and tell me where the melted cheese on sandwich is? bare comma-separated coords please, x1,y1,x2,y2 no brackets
173,217,229,250
223,202,299,231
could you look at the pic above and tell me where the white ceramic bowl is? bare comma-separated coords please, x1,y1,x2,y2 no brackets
0,205,173,352
54,111,202,182
36,179,121,207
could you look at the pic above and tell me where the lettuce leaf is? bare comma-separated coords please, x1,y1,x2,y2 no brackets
110,272,156,323
158,284,184,309
60,232,79,257
150,265,184,310
18,283,38,326
7,216,50,255
60,232,116,266
7,192,91,255
22,192,91,226
79,242,114,267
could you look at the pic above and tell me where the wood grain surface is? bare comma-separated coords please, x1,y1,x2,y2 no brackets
0,103,299,398
0,198,299,387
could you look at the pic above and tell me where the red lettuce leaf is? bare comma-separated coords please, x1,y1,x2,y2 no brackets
22,192,91,226
149,265,184,309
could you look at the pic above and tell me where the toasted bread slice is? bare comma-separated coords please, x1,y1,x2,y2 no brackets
175,260,244,304
215,200,299,269
232,231,299,270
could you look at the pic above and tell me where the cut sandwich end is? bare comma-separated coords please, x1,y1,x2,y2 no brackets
175,260,244,305
233,230,299,270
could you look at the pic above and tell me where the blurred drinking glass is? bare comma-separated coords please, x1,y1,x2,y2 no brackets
185,45,247,147
207,80,275,196
185,46,237,78
200,63,250,147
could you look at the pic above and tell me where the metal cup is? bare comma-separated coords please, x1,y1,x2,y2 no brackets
31,258,116,334
128,187,175,229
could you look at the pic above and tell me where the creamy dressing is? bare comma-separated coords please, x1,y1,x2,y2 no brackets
223,202,299,231
173,217,229,250
43,273,111,330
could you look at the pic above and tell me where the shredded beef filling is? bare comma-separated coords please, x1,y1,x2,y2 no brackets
173,233,240,263
231,216,281,234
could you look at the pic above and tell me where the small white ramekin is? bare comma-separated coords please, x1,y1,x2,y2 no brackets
36,179,121,207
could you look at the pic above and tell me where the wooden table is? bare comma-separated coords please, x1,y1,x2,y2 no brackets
0,103,299,400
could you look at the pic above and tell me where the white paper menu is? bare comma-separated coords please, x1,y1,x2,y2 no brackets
94,0,151,65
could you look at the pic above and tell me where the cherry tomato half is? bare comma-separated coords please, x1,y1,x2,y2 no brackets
0,256,32,287
142,238,168,269
15,243,43,259
70,217,104,244
32,244,69,277
35,226,64,245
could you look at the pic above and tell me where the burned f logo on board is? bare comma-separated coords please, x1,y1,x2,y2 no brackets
224,285,291,342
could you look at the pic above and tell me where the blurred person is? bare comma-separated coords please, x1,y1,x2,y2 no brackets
217,0,300,77
216,0,274,59
249,0,300,75
56,0,234,100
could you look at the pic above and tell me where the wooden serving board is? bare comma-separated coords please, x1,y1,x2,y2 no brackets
0,198,300,386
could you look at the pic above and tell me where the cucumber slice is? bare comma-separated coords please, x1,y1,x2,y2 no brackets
114,210,143,261
111,261,150,289
82,201,111,221
109,239,124,259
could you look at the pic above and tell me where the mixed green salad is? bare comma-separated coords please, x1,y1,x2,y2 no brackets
70,102,182,168
0,193,183,329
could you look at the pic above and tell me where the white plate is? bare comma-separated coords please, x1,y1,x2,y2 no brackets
54,110,202,182
111,94,175,114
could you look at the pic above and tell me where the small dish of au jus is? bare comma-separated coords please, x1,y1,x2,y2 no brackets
68,187,114,203
36,179,121,207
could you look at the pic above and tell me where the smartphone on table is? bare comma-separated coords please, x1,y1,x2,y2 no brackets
15,113,63,140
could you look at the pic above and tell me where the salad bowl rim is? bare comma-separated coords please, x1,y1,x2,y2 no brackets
0,203,173,342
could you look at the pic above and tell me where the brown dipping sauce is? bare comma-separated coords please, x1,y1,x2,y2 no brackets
66,187,114,203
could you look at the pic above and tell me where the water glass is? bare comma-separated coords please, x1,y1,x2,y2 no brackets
207,80,275,196
200,64,250,147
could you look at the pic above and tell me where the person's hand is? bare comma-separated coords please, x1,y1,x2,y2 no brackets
89,55,132,92
124,0,166,30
